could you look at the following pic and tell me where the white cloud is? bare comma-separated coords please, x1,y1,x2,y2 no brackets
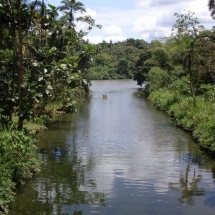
83,35,103,44
84,8,97,19
84,34,126,44
78,0,214,44
135,0,151,7
104,35,127,43
133,0,213,42
149,0,195,7
141,33,150,41
156,11,177,27
132,16,156,33
104,25,123,36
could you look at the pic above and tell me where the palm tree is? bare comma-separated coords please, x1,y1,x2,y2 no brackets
172,11,205,104
58,0,86,29
180,36,201,104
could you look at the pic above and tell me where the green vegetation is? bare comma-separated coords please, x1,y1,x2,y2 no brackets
142,7,215,155
86,39,151,83
85,4,215,156
0,126,40,214
1,0,215,213
148,91,215,153
0,0,101,130
0,0,101,213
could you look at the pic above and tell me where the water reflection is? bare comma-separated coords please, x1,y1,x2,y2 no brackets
169,152,205,205
51,146,66,162
10,80,215,215
11,118,107,215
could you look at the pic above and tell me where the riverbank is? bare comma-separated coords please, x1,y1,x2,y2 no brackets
0,96,87,214
0,127,41,214
9,79,215,215
140,87,215,155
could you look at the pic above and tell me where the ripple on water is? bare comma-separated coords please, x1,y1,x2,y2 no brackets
9,80,215,215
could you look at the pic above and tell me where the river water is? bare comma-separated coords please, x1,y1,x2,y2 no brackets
10,80,215,215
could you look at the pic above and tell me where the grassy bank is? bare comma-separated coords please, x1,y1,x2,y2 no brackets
0,103,60,214
0,91,87,214
144,88,215,155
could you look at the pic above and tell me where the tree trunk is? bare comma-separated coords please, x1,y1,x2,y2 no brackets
188,53,196,105
17,0,24,130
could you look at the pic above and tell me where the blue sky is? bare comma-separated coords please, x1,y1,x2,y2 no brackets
46,0,214,44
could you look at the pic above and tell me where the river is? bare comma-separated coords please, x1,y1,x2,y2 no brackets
10,80,215,215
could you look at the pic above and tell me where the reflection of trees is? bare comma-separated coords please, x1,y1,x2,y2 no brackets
169,153,205,205
73,211,82,215
11,96,106,215
35,130,106,214
212,167,215,179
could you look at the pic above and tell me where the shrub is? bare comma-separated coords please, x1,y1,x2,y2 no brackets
169,76,190,96
147,67,169,92
148,88,179,111
168,96,195,130
192,98,215,152
0,127,40,214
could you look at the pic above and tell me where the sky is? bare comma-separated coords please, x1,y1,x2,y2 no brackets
46,0,215,44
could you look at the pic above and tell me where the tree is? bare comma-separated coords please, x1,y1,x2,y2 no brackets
151,47,170,68
147,67,169,92
197,30,215,85
0,0,39,129
133,50,151,86
0,0,100,129
58,0,86,29
172,11,205,104
208,0,215,19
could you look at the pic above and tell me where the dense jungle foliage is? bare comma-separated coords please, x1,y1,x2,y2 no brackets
0,0,101,130
0,0,101,213
86,39,151,83
1,0,215,213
